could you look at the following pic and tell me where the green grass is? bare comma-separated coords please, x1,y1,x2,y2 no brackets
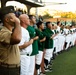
46,46,76,75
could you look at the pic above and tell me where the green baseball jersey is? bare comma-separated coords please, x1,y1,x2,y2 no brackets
27,25,38,56
44,28,54,49
60,28,64,34
70,29,72,34
36,29,45,51
54,30,57,34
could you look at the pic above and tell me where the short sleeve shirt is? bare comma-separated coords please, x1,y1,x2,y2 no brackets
27,25,38,56
19,27,32,55
44,28,54,49
0,26,20,65
36,29,45,51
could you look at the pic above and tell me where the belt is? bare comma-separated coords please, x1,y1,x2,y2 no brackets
26,54,30,56
21,53,30,56
0,62,20,68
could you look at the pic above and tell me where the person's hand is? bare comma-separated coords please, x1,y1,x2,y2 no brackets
42,37,46,41
51,34,55,39
30,39,34,44
33,36,39,41
40,37,46,42
10,13,20,25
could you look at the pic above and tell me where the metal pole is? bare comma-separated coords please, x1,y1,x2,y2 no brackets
35,7,38,19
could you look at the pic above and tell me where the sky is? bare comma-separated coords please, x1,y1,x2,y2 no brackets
43,0,76,12
5,0,76,16
5,0,76,12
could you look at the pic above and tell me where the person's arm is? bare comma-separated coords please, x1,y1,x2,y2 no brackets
40,37,46,42
19,39,33,49
50,34,56,39
33,36,39,41
10,16,22,45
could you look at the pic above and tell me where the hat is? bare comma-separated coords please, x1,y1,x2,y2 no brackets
0,6,15,21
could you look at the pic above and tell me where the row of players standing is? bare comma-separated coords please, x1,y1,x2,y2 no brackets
19,14,76,75
19,14,56,75
53,22,76,53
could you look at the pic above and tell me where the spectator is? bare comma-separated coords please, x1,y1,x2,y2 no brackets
0,6,22,75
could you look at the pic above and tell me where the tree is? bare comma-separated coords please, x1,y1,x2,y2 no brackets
43,9,53,19
61,12,76,18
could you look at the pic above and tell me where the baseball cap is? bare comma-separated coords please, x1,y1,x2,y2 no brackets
0,6,15,21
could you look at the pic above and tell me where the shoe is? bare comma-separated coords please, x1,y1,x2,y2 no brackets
48,62,53,67
37,74,40,75
37,73,40,75
40,72,46,75
45,67,53,72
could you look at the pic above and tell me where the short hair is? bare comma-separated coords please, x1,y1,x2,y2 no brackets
28,15,35,20
57,21,60,25
52,24,54,26
36,21,43,28
46,21,51,27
